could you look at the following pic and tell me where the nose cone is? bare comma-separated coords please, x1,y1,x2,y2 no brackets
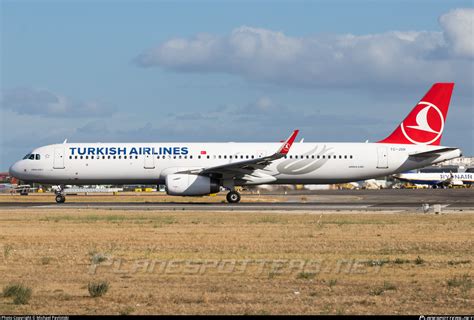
9,161,21,179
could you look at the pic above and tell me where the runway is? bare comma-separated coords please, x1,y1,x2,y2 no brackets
1,189,472,211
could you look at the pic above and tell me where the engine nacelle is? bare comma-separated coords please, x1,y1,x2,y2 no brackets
165,174,220,196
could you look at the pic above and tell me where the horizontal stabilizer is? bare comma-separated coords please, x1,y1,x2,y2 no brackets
409,147,459,158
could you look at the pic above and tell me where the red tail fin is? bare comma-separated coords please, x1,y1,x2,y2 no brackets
378,83,454,146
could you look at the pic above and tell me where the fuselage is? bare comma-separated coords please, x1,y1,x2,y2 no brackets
394,171,474,186
9,142,462,186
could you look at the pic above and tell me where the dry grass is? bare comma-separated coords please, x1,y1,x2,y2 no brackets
0,192,280,203
0,208,472,314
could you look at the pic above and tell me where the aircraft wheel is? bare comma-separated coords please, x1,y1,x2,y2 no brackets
226,191,241,204
55,194,66,204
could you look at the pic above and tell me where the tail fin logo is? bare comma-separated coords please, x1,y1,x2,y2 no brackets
401,101,444,145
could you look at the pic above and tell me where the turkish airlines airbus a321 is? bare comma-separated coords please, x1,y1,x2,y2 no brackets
9,83,462,204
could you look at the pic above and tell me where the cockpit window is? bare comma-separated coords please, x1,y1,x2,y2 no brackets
29,154,35,160
23,154,31,160
35,154,41,160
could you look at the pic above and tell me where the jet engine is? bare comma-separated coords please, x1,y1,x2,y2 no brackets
165,174,220,196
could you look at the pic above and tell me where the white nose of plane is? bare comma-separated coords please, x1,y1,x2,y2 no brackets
9,161,22,179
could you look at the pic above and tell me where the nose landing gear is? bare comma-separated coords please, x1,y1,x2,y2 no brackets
226,191,241,203
55,194,66,203
54,185,66,204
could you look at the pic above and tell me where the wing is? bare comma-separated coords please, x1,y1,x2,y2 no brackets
176,130,299,180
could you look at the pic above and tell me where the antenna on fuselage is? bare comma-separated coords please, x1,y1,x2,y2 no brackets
63,139,68,144
300,138,304,143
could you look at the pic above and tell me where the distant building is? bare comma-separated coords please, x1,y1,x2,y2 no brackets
0,172,10,183
436,156,474,168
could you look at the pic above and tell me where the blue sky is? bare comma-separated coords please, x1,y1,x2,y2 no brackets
1,0,473,170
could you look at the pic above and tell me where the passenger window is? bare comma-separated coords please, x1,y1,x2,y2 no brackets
251,155,254,159
136,156,138,159
190,155,193,159
224,155,227,159
311,155,314,159
350,155,353,159
229,155,232,159
75,156,78,159
289,155,293,159
69,156,72,159
102,156,105,159
113,156,116,159
207,155,210,159
306,155,309,159
85,156,89,159
80,156,83,159
118,156,121,159
198,155,201,159
91,156,94,159
322,155,325,159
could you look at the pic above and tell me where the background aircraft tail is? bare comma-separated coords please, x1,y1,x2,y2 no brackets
378,83,454,146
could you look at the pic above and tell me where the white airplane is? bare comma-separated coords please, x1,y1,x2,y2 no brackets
9,83,462,204
394,171,474,188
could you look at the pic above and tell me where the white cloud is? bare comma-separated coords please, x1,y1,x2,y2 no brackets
0,87,116,118
134,8,473,90
439,8,474,58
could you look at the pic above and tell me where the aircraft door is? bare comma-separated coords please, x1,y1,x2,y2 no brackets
144,154,155,169
53,147,65,169
376,147,388,169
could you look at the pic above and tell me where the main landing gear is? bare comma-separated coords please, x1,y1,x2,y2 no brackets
54,185,66,204
226,191,241,204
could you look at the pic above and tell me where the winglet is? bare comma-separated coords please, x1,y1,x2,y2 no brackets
277,130,299,155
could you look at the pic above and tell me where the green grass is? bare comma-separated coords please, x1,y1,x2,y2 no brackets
383,281,397,291
364,258,390,267
296,272,316,280
414,256,425,265
447,260,471,266
3,283,32,305
91,253,108,264
41,256,52,265
369,287,385,296
328,279,338,288
394,258,410,264
3,244,13,259
88,281,110,298
446,274,472,290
